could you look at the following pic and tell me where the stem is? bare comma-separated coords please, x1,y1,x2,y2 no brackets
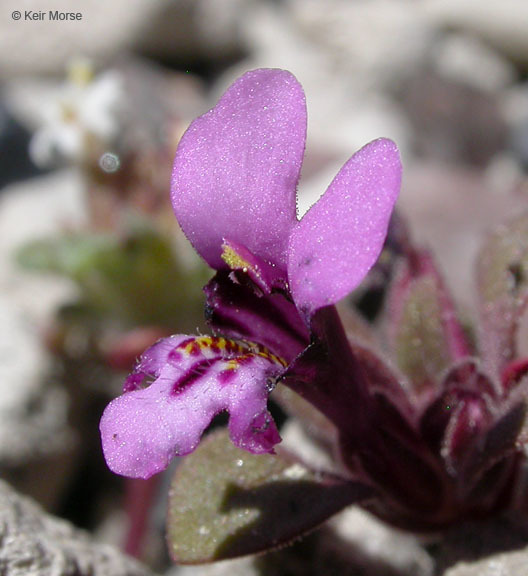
283,305,373,438
123,475,159,558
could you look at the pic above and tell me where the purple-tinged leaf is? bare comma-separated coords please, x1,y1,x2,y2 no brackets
388,252,470,395
352,344,414,423
419,361,524,498
442,361,499,399
502,358,528,393
462,401,525,509
393,276,451,393
482,400,526,468
419,362,495,459
171,69,305,276
442,396,492,478
167,430,371,563
477,213,528,380
288,138,401,319
351,422,445,526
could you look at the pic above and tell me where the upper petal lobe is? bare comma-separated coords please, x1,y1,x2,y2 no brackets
288,138,401,318
171,69,306,273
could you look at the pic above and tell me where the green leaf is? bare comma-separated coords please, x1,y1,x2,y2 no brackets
394,275,452,391
16,234,110,276
388,252,469,394
167,430,370,564
16,227,210,329
477,213,528,375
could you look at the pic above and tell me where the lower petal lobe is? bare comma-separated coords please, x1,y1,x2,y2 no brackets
100,335,286,478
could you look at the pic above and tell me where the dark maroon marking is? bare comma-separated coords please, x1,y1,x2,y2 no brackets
205,275,309,356
170,358,223,396
123,373,148,393
188,342,202,356
236,355,254,366
168,349,182,363
218,369,237,386
210,342,221,354
174,337,194,351
225,340,237,353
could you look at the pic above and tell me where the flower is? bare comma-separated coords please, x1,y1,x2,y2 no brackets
100,68,401,479
29,59,123,168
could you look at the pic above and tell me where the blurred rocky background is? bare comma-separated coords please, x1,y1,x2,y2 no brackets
2,0,528,574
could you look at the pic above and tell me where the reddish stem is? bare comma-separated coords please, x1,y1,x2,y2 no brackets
123,475,159,558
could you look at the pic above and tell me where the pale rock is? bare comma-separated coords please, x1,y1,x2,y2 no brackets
287,0,432,90
444,552,528,576
425,0,528,67
280,420,336,472
173,558,255,576
219,0,412,159
134,0,252,63
0,298,67,459
502,82,528,127
401,72,507,166
0,172,84,504
399,161,528,310
502,83,528,167
0,0,152,76
432,33,517,92
329,508,434,576
1,0,251,77
297,158,347,217
0,170,84,323
0,479,154,576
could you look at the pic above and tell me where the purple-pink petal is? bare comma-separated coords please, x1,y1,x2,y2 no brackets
100,335,284,478
123,335,188,392
288,138,401,319
171,68,306,274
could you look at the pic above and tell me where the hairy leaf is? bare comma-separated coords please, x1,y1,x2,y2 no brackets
167,430,370,564
388,253,469,395
477,213,528,379
393,275,451,391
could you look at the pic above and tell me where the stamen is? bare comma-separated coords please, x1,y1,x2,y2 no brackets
221,244,253,272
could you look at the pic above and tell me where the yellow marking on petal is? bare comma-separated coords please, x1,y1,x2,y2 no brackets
225,359,240,371
197,337,213,349
183,341,196,354
178,335,286,368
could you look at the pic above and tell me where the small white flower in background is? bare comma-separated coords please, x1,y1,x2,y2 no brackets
29,59,124,168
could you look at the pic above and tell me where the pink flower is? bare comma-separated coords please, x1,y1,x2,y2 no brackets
100,69,401,479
